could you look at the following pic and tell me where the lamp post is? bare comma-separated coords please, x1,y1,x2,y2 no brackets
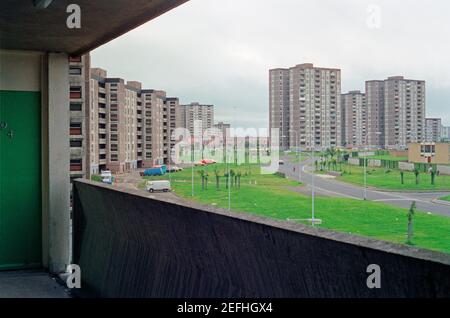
364,132,381,200
285,131,301,183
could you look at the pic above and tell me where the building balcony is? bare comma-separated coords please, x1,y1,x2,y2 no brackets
70,180,450,298
70,128,83,136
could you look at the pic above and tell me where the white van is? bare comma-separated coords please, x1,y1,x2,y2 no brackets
146,180,171,193
101,170,113,184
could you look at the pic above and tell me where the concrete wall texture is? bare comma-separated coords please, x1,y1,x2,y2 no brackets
73,180,450,298
437,165,450,176
399,162,415,172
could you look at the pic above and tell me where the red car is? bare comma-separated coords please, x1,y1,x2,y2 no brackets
195,159,217,166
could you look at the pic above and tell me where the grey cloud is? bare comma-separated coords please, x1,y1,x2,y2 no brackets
92,0,450,127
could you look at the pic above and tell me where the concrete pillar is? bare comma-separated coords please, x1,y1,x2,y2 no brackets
45,53,70,273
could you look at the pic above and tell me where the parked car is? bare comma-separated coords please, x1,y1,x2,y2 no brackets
146,180,171,193
279,160,285,165
167,166,183,173
195,159,216,166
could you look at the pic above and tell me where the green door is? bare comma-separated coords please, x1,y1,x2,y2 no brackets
0,91,42,270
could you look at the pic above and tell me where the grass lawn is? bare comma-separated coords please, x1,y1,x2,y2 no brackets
142,164,450,254
440,195,450,202
365,154,408,162
334,164,450,191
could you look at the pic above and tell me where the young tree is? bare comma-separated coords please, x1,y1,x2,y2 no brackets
414,169,420,185
400,171,404,185
214,168,221,190
230,169,236,187
225,172,229,189
431,169,436,186
407,201,416,245
197,170,206,190
236,172,242,188
204,172,209,189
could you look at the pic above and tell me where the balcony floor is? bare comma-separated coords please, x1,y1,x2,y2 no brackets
0,270,71,298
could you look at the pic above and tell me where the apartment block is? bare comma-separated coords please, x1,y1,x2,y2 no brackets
290,64,342,150
366,77,426,149
88,68,108,175
270,63,341,150
366,80,386,148
425,118,442,142
384,77,425,148
269,68,290,150
341,90,367,147
69,54,90,181
166,97,181,163
213,121,231,162
442,126,450,141
180,102,214,134
141,90,165,167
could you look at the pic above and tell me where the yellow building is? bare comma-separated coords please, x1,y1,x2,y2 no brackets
408,142,450,164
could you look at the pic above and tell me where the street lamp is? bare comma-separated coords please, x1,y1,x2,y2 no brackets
363,132,381,200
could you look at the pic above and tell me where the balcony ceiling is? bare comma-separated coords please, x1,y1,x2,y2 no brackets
0,0,188,56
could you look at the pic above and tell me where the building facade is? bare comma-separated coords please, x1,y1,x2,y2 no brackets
269,68,290,150
442,126,450,142
341,90,366,148
270,63,341,150
384,77,425,149
366,77,426,149
366,80,386,148
69,54,90,182
408,142,450,164
180,102,214,134
86,70,181,173
425,118,442,142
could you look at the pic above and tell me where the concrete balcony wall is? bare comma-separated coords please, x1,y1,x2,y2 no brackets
73,180,450,298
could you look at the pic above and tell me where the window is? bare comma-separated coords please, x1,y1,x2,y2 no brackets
70,140,82,148
70,123,82,136
70,86,82,99
70,103,82,111
70,159,82,171
69,67,82,75
111,154,118,162
69,56,82,62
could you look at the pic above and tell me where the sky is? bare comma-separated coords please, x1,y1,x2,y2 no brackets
92,0,450,128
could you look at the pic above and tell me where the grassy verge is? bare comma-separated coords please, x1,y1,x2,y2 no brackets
91,175,102,183
143,164,450,254
440,195,450,202
330,164,450,191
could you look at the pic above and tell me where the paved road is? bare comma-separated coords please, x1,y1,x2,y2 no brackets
280,156,450,217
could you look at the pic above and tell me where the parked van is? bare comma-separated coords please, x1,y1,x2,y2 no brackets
146,180,171,193
101,170,113,184
143,166,165,176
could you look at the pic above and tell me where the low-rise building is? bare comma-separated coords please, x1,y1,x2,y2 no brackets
408,142,450,165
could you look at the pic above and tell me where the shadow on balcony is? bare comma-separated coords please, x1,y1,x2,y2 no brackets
73,180,450,298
